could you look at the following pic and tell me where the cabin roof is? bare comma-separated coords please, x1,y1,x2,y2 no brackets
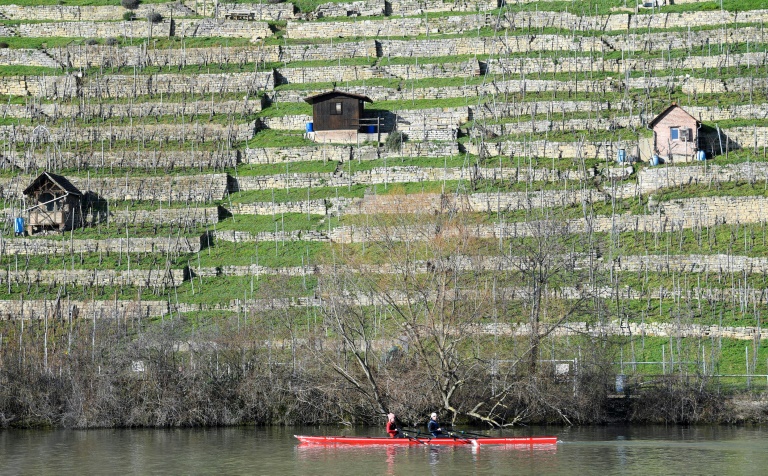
648,104,700,128
303,90,373,105
23,172,82,197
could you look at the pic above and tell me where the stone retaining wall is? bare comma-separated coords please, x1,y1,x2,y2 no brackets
0,268,185,289
99,206,220,227
389,0,499,16
0,121,255,144
326,195,768,243
635,163,768,196
378,27,765,58
486,52,768,77
5,149,237,171
175,19,272,39
0,174,229,202
287,10,768,39
0,299,170,321
314,0,385,18
0,4,194,21
242,141,458,164
217,2,295,21
0,236,201,256
0,98,262,121
467,138,636,161
0,72,274,99
231,163,591,192
15,20,172,39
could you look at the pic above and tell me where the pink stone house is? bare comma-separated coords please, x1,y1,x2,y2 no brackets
648,104,700,161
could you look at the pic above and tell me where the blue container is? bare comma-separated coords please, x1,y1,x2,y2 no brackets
14,217,24,235
617,148,626,163
651,154,660,166
615,374,626,394
305,122,314,133
366,125,376,133
696,150,706,161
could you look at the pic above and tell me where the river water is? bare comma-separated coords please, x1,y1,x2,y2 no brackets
1,425,766,475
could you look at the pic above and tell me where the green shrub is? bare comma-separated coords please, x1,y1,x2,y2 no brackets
105,37,119,46
0,42,8,49
121,0,141,9
84,38,99,46
123,11,135,21
384,131,406,152
147,12,163,23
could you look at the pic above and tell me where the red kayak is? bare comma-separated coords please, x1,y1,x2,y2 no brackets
295,435,558,446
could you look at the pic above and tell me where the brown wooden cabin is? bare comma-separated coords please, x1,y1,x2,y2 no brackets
304,90,373,132
648,104,700,161
23,172,83,234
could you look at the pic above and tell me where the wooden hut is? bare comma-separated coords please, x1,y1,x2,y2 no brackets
23,172,83,234
648,104,700,161
304,90,373,142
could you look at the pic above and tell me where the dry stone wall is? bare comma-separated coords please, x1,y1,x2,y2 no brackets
635,163,768,196
0,121,255,144
15,20,172,38
468,138,635,161
378,27,765,58
287,10,768,40
242,141,458,164
94,206,220,227
0,4,194,21
0,99,262,122
0,236,201,256
0,268,185,289
0,299,170,321
50,44,281,69
217,2,295,21
6,149,237,171
314,0,385,18
0,173,229,202
486,52,768,77
175,19,272,39
389,0,499,16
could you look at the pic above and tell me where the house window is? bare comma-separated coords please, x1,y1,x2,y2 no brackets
331,102,342,115
670,127,679,141
39,192,55,211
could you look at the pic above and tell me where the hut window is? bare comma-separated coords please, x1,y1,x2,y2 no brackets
670,127,680,141
331,102,342,115
39,192,55,211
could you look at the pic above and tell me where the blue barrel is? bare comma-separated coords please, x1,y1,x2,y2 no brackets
14,217,24,235
651,154,660,166
615,374,626,393
617,149,626,163
367,125,376,133
305,122,314,132
696,150,706,161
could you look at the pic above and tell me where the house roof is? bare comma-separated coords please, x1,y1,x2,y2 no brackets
648,104,700,128
23,172,82,197
303,90,373,105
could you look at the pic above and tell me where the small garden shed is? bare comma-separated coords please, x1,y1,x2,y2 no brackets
648,104,700,161
304,90,373,132
23,172,83,234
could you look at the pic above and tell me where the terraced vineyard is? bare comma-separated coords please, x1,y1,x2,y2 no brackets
1,0,768,428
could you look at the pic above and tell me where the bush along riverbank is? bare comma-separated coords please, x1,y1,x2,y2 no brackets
1,315,767,429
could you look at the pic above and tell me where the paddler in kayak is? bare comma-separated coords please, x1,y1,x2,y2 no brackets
386,413,402,438
427,412,444,437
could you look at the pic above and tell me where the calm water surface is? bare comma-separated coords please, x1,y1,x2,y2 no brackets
1,425,766,475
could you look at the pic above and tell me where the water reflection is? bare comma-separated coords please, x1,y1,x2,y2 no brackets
2,426,767,475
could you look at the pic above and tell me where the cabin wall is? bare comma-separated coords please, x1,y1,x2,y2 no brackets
653,108,699,158
313,96,363,131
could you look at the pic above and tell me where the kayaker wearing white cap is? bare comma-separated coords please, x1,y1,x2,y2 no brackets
386,413,402,438
427,412,444,437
